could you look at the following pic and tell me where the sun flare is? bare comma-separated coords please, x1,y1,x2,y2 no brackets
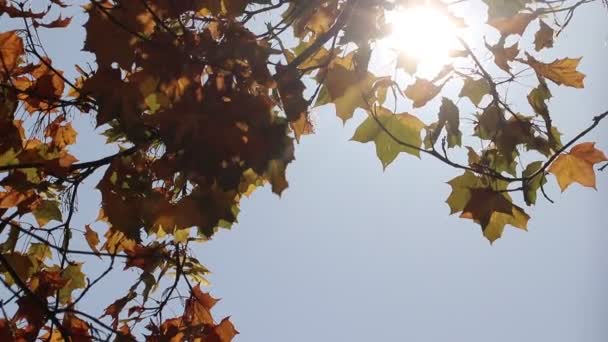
382,6,461,75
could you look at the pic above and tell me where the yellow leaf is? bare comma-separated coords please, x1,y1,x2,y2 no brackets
526,54,585,88
352,108,424,168
548,142,607,191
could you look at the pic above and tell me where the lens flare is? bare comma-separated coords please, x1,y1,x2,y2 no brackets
381,6,461,75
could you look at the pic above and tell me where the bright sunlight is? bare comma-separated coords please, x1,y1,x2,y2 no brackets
381,6,461,76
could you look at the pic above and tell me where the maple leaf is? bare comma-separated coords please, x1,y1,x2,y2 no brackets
58,263,86,304
404,78,444,108
296,6,337,38
486,39,519,73
0,252,35,285
33,15,72,29
446,172,529,242
489,12,538,37
526,54,585,88
46,121,78,149
534,20,554,51
63,314,92,342
482,0,531,19
32,200,62,227
275,65,309,124
459,77,490,107
33,270,68,298
352,107,424,169
289,112,314,143
83,2,155,69
548,142,608,191
212,317,239,342
184,285,218,326
522,161,547,205
102,292,135,328
0,31,24,76
124,243,165,272
436,98,462,148
84,225,101,256
317,55,380,122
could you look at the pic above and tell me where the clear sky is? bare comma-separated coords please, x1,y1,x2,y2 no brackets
2,1,608,341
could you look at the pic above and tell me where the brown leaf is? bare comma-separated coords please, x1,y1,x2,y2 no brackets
33,15,72,29
275,65,309,123
212,317,239,342
486,39,519,73
404,78,443,108
102,293,135,328
534,20,554,51
184,284,218,326
62,314,92,342
489,12,538,36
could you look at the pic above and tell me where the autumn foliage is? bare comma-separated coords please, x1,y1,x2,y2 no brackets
0,0,607,340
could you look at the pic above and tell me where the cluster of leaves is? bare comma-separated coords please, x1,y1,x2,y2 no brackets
0,0,606,340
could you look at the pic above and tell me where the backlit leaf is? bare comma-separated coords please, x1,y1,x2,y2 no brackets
459,77,490,107
548,142,607,191
534,20,554,51
526,54,585,88
32,200,62,227
404,78,443,108
352,108,425,168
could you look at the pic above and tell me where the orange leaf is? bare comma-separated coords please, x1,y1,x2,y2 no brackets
0,31,24,76
84,225,101,256
548,142,607,191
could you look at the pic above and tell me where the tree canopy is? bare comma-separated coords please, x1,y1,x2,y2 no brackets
0,0,606,340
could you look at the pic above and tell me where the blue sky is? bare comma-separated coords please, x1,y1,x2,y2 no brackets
2,1,608,341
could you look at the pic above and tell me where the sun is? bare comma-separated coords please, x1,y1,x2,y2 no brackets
381,6,461,76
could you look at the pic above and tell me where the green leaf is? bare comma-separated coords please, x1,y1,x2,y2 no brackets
333,73,378,122
459,77,490,107
446,171,486,215
28,242,52,263
59,263,86,304
527,82,551,117
475,105,503,139
523,161,546,205
33,200,63,227
0,148,18,167
352,108,425,168
0,225,19,253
